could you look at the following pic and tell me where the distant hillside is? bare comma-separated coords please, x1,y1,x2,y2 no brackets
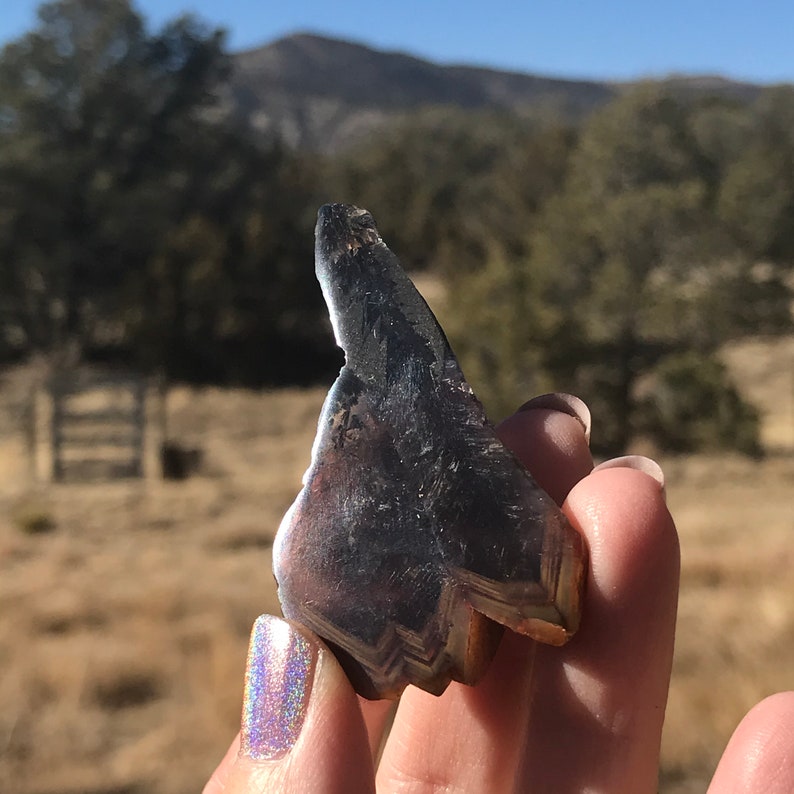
227,33,765,153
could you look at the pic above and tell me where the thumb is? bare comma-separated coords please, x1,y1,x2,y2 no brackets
204,615,375,794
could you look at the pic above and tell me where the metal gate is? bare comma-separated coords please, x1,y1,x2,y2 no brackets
49,369,147,481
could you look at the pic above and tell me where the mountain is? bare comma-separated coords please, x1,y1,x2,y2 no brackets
227,33,764,152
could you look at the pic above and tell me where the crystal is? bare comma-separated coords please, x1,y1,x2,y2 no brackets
273,204,587,699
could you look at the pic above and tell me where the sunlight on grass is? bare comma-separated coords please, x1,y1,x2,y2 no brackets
0,338,792,792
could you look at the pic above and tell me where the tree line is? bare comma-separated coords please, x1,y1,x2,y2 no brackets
1,0,792,455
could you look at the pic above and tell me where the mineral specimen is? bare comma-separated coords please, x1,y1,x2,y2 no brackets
273,204,587,699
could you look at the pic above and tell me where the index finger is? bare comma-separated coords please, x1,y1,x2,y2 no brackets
518,462,679,792
375,395,594,793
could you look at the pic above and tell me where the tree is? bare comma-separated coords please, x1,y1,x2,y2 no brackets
0,0,334,384
0,0,230,355
128,133,330,384
328,108,575,274
328,108,584,421
448,86,775,455
536,86,783,454
635,350,762,457
717,87,794,293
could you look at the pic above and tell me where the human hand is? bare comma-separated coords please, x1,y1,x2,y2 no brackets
204,395,794,793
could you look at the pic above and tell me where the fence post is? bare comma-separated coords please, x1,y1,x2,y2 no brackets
51,375,65,482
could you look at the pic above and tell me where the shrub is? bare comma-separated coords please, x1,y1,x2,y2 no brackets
13,502,57,535
637,351,762,456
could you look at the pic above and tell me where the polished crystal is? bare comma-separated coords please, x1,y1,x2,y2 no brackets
273,204,587,699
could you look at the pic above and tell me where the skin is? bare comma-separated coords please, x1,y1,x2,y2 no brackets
204,401,794,794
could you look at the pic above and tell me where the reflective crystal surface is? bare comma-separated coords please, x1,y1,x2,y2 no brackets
273,204,587,699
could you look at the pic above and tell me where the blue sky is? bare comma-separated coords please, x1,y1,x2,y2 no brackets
1,0,792,83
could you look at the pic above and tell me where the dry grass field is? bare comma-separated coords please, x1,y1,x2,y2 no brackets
0,336,792,794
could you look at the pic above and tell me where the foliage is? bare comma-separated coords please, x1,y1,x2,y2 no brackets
637,351,762,457
0,0,332,384
0,3,791,453
445,86,791,454
0,0,226,348
326,108,575,273
441,246,560,420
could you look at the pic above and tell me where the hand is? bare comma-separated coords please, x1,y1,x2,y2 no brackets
204,396,794,793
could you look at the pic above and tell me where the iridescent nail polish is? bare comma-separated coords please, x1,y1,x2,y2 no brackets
240,614,316,761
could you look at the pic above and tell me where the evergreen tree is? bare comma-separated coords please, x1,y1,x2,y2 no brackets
0,0,332,383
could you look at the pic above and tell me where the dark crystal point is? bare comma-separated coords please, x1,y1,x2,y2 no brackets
273,204,587,699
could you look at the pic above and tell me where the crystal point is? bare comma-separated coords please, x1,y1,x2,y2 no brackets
273,204,587,699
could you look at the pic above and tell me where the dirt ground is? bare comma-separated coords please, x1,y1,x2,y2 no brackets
0,336,792,793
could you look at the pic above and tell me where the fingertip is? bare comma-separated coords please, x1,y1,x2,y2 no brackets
520,461,680,791
497,401,593,506
518,392,591,444
565,464,678,603
206,615,374,794
592,454,666,499
709,692,794,794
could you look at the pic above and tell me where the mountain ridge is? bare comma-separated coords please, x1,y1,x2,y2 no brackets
227,32,766,152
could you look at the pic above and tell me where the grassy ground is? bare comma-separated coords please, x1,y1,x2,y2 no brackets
0,336,792,793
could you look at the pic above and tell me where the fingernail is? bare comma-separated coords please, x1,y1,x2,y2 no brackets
240,615,317,761
518,393,591,445
592,455,666,498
